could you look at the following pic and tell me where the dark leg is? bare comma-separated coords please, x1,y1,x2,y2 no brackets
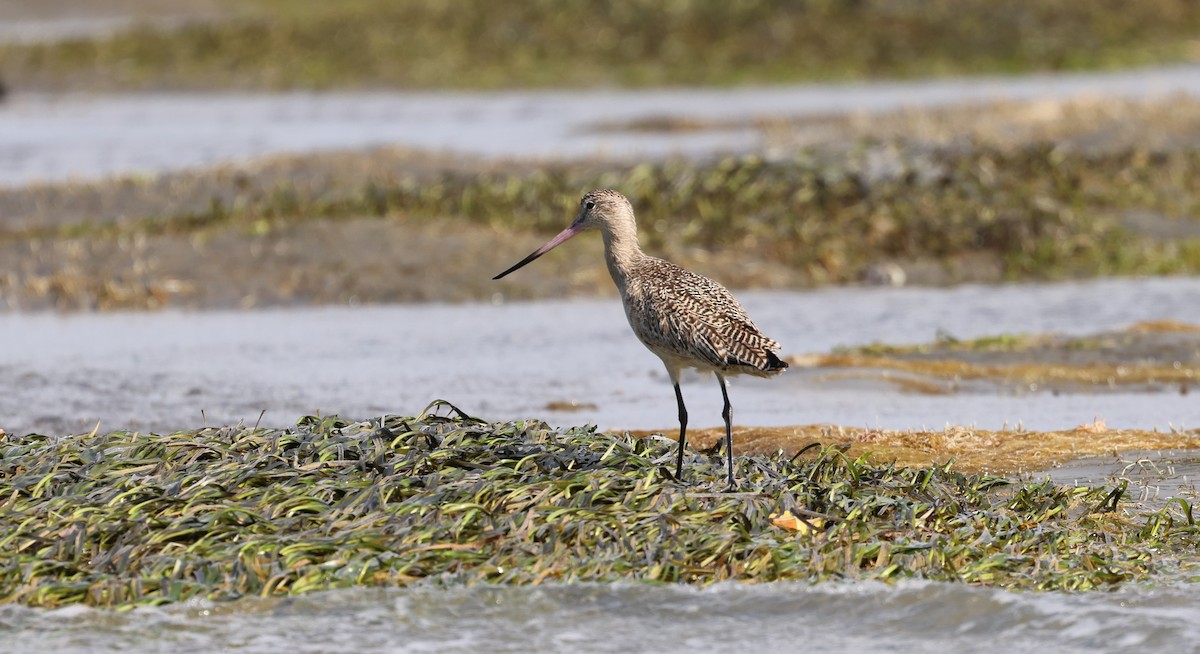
718,375,735,490
673,381,688,481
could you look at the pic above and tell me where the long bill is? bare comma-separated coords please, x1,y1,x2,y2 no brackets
492,223,583,279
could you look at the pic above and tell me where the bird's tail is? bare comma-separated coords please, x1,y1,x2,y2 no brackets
764,350,789,373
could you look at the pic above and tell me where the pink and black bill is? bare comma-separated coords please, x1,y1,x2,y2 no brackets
492,222,584,279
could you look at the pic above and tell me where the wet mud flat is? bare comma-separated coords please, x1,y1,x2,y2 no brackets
801,320,1200,396
6,90,1200,310
627,318,1200,476
685,320,1199,475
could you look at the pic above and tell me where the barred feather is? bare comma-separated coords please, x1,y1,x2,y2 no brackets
624,256,786,378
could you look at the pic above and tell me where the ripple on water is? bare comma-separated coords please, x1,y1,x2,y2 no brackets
3,581,1200,654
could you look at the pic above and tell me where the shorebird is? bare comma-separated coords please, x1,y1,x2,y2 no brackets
493,189,787,489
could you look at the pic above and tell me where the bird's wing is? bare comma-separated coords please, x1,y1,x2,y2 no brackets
628,258,782,371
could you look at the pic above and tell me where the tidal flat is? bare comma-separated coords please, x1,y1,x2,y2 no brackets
4,4,1200,651
2,304,1197,609
2,402,1197,610
6,98,1200,310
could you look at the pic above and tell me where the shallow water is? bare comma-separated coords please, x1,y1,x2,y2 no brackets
1044,449,1200,510
2,276,1199,438
4,580,1199,654
3,65,1200,186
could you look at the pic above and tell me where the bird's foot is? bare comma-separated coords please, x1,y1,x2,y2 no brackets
667,467,687,485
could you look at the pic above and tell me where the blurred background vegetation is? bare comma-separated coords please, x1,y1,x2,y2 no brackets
3,0,1200,90
2,0,1200,310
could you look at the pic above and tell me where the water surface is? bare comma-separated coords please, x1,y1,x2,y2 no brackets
5,581,1199,654
3,276,1198,437
4,65,1200,186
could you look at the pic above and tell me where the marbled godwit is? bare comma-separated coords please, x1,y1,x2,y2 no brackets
494,189,787,489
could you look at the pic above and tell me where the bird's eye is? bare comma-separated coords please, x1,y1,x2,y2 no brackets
585,201,595,211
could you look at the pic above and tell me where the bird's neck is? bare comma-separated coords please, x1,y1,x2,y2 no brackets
601,224,643,291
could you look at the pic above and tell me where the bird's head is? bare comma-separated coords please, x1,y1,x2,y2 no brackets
493,189,634,280
570,188,635,234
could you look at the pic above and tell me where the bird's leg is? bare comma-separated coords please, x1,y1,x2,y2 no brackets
673,381,688,481
718,375,736,491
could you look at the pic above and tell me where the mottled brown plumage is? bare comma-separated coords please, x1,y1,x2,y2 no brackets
623,256,785,378
494,189,787,489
